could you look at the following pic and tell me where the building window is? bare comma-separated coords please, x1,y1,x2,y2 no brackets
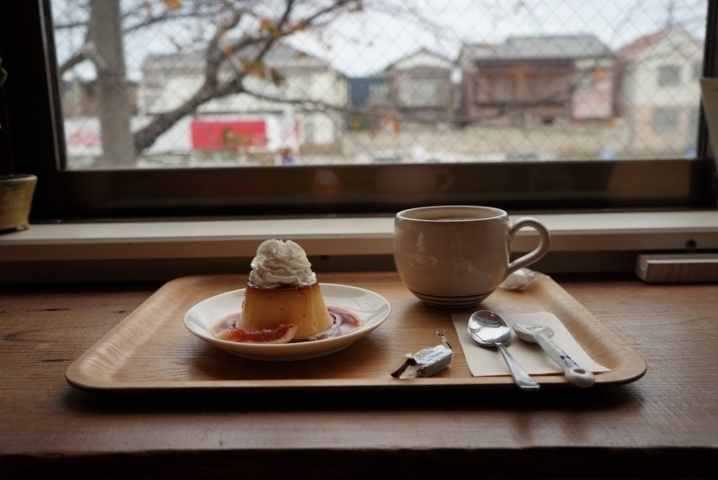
653,107,679,132
694,61,703,80
658,65,682,87
368,83,388,103
399,77,447,108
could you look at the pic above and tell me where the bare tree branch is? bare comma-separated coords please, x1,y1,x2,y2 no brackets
221,0,350,60
58,50,88,77
56,2,226,74
54,19,88,30
133,0,362,153
125,9,221,34
205,8,244,89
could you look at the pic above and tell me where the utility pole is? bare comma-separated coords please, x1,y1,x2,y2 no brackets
89,0,134,167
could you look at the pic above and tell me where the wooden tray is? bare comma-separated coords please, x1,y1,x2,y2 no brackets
66,273,646,391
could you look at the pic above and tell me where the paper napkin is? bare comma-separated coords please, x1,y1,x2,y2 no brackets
451,311,610,377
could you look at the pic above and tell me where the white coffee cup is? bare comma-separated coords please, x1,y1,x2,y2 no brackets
393,205,550,308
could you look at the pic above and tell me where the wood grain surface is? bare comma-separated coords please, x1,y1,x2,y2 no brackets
2,272,718,479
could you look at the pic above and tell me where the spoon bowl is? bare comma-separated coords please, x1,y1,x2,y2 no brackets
513,322,595,388
513,323,556,342
468,311,539,391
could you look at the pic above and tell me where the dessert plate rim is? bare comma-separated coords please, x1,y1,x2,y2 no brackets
184,283,392,361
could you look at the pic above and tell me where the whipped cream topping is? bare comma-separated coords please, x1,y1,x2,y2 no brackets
248,239,317,288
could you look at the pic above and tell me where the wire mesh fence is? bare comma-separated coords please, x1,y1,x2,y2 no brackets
51,0,707,169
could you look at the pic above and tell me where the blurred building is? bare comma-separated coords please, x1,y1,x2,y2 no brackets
138,44,347,156
617,27,703,157
384,48,455,123
458,35,616,126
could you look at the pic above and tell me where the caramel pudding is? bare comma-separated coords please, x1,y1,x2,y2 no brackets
241,280,333,339
213,239,336,343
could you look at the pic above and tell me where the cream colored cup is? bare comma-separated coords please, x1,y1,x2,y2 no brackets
393,205,550,308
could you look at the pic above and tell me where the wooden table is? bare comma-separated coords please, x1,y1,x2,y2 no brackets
2,272,718,479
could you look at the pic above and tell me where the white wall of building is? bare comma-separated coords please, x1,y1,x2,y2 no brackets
616,29,703,154
623,30,702,107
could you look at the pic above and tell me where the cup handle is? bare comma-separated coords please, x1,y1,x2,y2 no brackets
506,217,551,276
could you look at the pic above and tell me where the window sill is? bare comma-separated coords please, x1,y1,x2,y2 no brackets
2,210,717,262
2,210,717,283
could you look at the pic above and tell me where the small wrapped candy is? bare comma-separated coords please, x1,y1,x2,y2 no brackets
391,332,453,379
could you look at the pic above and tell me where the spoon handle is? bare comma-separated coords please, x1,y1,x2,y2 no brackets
496,344,540,391
535,334,595,388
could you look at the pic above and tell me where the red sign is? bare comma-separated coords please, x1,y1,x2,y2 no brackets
191,120,267,151
68,128,101,147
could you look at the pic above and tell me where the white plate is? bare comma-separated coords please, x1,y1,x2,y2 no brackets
184,283,391,361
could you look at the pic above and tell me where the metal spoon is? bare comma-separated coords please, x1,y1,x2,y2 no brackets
468,310,540,391
513,323,595,388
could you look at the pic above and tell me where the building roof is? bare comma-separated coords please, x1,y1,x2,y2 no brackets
618,26,702,61
142,43,330,73
384,47,454,72
462,35,612,63
618,29,669,60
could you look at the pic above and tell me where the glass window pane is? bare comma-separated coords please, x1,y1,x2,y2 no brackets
50,0,708,169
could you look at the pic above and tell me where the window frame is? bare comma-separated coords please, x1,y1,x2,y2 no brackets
0,0,716,220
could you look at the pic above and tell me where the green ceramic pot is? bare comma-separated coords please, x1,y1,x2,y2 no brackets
0,174,37,231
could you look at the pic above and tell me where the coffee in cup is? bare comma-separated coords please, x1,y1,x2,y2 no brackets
393,205,550,308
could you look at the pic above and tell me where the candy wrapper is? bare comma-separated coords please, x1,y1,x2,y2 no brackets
391,332,453,379
499,268,543,291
